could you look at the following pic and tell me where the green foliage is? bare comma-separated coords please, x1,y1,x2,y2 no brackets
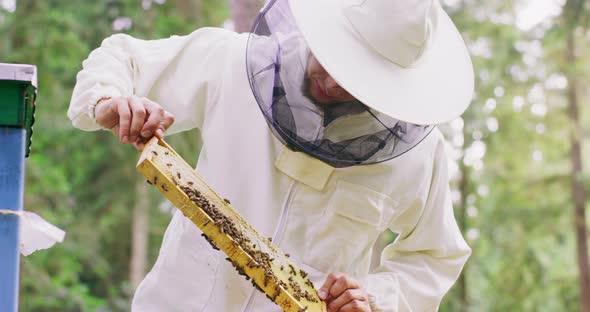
440,1,590,311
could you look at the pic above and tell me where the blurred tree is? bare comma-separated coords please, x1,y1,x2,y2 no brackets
130,181,150,289
169,0,201,21
441,0,589,311
562,0,590,310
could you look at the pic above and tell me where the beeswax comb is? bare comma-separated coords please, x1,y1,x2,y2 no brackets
137,137,326,312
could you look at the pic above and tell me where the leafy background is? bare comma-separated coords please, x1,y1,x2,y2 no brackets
0,0,588,311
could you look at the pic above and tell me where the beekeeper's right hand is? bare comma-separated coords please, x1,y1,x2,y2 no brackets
95,96,175,150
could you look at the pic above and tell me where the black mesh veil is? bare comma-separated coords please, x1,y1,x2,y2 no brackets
246,0,435,168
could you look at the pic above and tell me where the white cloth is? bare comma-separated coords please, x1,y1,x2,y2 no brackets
68,27,471,312
0,210,66,256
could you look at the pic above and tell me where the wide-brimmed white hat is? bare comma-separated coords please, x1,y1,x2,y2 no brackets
289,0,474,125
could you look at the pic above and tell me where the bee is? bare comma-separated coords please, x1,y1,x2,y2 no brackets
161,184,168,192
146,180,152,185
273,285,281,299
177,172,181,179
164,151,169,155
166,163,173,167
151,151,158,156
224,198,231,204
188,181,194,186
299,270,308,278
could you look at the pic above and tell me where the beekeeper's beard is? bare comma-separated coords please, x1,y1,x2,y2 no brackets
300,75,367,126
300,75,319,106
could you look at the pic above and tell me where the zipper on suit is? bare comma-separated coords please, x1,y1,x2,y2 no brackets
242,181,297,312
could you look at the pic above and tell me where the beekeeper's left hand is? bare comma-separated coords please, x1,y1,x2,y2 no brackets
319,272,371,312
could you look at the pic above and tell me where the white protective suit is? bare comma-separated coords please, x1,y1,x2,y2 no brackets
68,27,471,312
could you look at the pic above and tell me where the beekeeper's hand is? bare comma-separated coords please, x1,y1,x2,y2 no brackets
95,96,175,150
319,272,371,312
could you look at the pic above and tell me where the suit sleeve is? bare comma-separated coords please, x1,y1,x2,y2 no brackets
364,134,471,311
67,27,239,135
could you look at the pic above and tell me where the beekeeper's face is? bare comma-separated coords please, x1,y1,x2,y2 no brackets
304,54,357,105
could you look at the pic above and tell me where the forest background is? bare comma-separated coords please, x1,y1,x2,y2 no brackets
1,0,589,311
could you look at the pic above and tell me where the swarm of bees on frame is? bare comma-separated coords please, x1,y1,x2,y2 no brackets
145,149,319,311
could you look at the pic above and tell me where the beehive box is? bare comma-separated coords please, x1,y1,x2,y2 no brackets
137,138,326,312
0,63,37,157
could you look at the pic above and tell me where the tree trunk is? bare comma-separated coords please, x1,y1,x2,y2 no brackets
457,160,470,311
455,116,475,311
130,180,150,289
566,24,590,312
229,0,263,33
170,0,201,21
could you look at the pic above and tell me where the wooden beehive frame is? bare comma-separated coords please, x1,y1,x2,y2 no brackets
136,138,326,312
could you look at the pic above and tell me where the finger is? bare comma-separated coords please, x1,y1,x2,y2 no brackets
155,111,175,138
339,299,370,312
142,99,166,138
319,272,343,300
329,274,360,299
327,289,367,312
161,111,175,130
116,99,132,143
128,96,147,143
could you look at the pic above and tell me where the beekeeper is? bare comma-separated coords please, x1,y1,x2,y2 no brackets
68,0,474,311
